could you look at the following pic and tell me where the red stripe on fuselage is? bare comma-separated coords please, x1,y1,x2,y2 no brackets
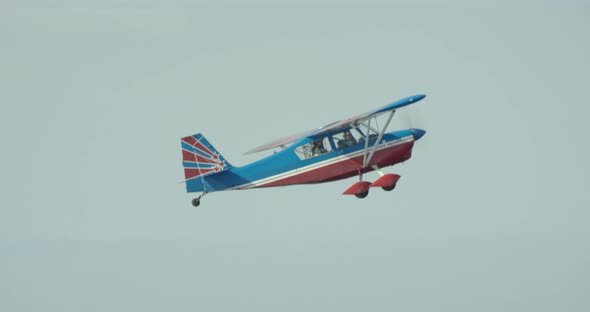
259,141,414,187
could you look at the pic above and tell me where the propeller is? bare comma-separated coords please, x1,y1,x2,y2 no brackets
400,103,423,129
397,104,427,142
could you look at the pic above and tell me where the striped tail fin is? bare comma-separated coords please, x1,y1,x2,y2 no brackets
180,133,232,182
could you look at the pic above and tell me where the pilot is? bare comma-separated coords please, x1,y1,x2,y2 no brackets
338,131,357,148
311,139,327,156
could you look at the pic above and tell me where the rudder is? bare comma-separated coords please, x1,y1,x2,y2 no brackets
180,133,232,182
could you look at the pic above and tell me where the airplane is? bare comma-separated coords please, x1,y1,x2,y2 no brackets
180,94,427,206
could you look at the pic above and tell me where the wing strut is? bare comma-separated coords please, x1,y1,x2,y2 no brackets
362,118,371,166
362,110,395,167
358,121,379,135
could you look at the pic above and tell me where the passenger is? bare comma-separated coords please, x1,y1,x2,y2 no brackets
338,131,357,148
311,139,327,156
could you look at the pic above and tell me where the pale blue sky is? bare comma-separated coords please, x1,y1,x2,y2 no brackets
1,1,589,311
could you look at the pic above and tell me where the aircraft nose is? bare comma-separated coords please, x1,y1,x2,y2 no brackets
410,128,426,141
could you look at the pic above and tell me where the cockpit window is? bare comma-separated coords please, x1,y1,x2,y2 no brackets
294,137,333,160
333,130,361,149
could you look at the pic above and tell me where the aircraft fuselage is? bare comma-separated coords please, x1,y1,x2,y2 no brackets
186,129,421,192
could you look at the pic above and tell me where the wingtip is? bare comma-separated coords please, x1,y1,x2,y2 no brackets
412,94,426,101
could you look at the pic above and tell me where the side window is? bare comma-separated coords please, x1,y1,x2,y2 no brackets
333,130,361,149
294,137,333,160
294,144,312,160
320,137,333,154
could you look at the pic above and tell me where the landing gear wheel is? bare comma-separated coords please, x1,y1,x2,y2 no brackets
355,191,369,199
192,198,201,207
382,184,396,191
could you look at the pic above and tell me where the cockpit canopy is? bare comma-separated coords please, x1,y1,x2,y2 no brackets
293,128,364,160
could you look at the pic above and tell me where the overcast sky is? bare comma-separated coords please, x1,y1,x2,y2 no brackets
1,1,589,311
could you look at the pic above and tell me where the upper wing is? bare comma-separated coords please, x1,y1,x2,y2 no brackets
307,94,426,139
244,94,426,154
244,128,318,155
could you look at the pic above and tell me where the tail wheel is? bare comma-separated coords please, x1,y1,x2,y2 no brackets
382,184,396,191
192,198,201,207
355,191,369,199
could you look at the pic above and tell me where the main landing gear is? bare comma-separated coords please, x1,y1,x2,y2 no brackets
342,168,401,199
352,183,396,198
350,182,396,198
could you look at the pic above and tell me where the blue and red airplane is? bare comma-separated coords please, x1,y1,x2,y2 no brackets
180,94,427,206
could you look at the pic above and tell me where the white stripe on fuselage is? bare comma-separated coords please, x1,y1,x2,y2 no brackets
231,135,414,190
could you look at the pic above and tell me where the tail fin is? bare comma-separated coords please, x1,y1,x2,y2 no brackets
180,133,232,182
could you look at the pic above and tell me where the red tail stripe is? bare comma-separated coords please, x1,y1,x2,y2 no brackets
192,141,215,157
181,136,197,145
181,136,215,157
182,150,218,165
184,168,216,180
182,149,196,162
